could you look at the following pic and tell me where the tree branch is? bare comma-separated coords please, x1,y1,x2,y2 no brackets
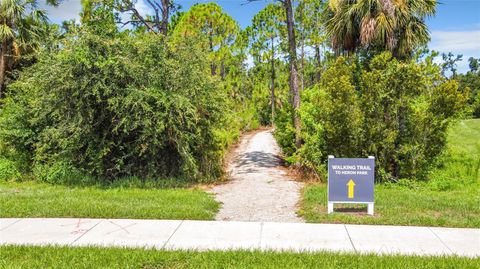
124,6,157,33
120,19,155,28
145,0,162,31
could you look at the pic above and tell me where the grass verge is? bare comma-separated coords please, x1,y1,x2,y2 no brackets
299,183,479,227
0,181,219,220
1,245,478,269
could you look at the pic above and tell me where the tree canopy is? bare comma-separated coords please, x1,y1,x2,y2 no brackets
0,0,59,97
326,0,436,58
0,0,474,185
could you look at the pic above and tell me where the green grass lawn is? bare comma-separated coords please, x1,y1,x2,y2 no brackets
447,119,480,153
299,119,480,228
299,183,479,227
429,119,480,191
1,246,478,269
0,181,219,220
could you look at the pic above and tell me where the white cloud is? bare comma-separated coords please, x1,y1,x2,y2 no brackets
42,0,154,24
119,0,154,24
430,30,480,52
135,0,152,17
245,54,254,69
429,29,480,73
41,0,82,23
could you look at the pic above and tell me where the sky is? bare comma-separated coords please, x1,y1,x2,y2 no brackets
42,0,480,73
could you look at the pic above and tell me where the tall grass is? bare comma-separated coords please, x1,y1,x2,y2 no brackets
428,119,480,190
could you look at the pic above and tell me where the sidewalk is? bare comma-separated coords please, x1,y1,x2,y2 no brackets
1,218,479,257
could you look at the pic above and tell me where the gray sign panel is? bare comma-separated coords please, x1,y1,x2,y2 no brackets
328,157,375,202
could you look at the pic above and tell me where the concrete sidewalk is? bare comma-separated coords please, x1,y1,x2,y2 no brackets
1,218,479,257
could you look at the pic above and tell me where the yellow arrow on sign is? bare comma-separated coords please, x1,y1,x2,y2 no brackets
347,179,356,199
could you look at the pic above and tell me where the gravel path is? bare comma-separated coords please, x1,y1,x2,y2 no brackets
212,129,304,222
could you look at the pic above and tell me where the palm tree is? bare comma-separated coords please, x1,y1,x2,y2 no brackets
0,0,57,97
325,0,436,58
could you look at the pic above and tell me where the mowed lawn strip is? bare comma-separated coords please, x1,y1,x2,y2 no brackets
299,184,480,228
0,181,219,220
1,246,478,269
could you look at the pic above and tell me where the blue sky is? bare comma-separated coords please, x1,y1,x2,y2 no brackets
43,0,480,73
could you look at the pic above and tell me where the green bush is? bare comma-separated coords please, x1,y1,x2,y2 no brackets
307,58,363,159
33,161,94,185
0,158,21,181
274,104,297,157
278,52,468,182
473,94,480,118
0,32,227,183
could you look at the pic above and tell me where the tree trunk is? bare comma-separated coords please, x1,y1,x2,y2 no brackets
284,0,301,148
270,36,275,125
220,59,225,80
300,36,305,91
314,44,322,83
299,8,305,91
160,0,169,35
0,41,7,99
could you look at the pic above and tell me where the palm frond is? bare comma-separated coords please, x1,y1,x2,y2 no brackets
0,24,15,40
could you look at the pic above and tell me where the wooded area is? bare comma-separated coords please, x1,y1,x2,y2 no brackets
0,0,478,184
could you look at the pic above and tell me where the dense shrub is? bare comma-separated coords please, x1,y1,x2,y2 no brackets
456,62,480,118
0,32,227,182
274,104,297,157
277,52,468,181
0,158,21,181
33,161,94,185
473,94,480,118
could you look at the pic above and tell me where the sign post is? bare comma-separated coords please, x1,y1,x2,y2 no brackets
327,155,375,215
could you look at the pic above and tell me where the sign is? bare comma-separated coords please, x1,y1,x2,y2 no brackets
327,156,375,215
